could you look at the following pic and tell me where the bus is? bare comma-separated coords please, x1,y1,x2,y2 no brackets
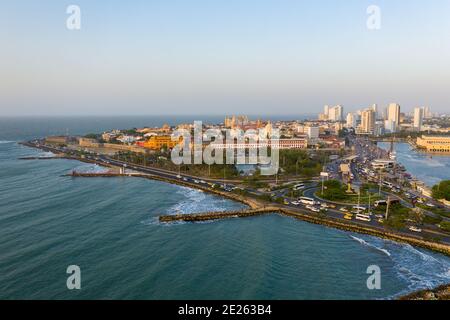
299,197,315,205
355,214,371,222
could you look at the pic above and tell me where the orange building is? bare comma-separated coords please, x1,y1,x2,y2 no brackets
142,135,182,150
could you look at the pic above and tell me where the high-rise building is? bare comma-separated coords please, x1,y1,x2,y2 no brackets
387,103,401,132
423,106,432,119
413,107,424,131
346,113,357,128
371,104,378,119
324,105,330,118
328,105,344,121
384,120,395,133
360,109,375,134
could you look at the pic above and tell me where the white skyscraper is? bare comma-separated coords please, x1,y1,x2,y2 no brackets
328,105,344,121
336,105,344,121
346,113,357,128
387,103,401,132
371,104,378,119
413,107,424,131
324,105,330,118
360,109,375,134
423,106,432,119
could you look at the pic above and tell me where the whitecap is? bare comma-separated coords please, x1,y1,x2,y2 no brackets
349,235,391,256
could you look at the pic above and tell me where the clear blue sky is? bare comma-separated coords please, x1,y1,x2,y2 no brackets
1,0,449,116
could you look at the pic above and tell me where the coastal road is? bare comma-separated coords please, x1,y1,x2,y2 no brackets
23,140,450,243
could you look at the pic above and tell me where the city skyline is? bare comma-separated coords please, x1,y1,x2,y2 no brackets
1,0,450,116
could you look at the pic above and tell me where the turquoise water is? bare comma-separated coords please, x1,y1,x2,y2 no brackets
378,142,450,187
1,118,450,299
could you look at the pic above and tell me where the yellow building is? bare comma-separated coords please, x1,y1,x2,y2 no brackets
416,135,450,153
143,135,181,150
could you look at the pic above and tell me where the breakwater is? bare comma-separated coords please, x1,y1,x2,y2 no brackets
159,207,280,222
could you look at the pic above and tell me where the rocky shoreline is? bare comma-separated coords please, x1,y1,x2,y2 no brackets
399,284,450,300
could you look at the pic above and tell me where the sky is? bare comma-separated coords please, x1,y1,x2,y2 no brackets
1,0,449,116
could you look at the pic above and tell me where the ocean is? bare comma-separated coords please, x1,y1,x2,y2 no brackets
0,117,449,299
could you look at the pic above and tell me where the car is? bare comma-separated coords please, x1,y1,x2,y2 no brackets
343,214,353,220
352,206,366,212
306,205,320,213
340,207,349,212
409,226,422,233
426,203,436,208
176,175,182,179
291,201,300,206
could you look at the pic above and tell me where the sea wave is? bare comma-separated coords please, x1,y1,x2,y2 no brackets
403,244,440,263
349,235,391,256
386,241,450,298
0,140,15,144
167,186,233,215
37,151,55,158
73,164,109,174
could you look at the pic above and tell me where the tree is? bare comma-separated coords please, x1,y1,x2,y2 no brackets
432,180,450,201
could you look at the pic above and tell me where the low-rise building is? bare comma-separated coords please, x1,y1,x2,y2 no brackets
416,135,450,153
142,135,181,150
45,136,70,145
